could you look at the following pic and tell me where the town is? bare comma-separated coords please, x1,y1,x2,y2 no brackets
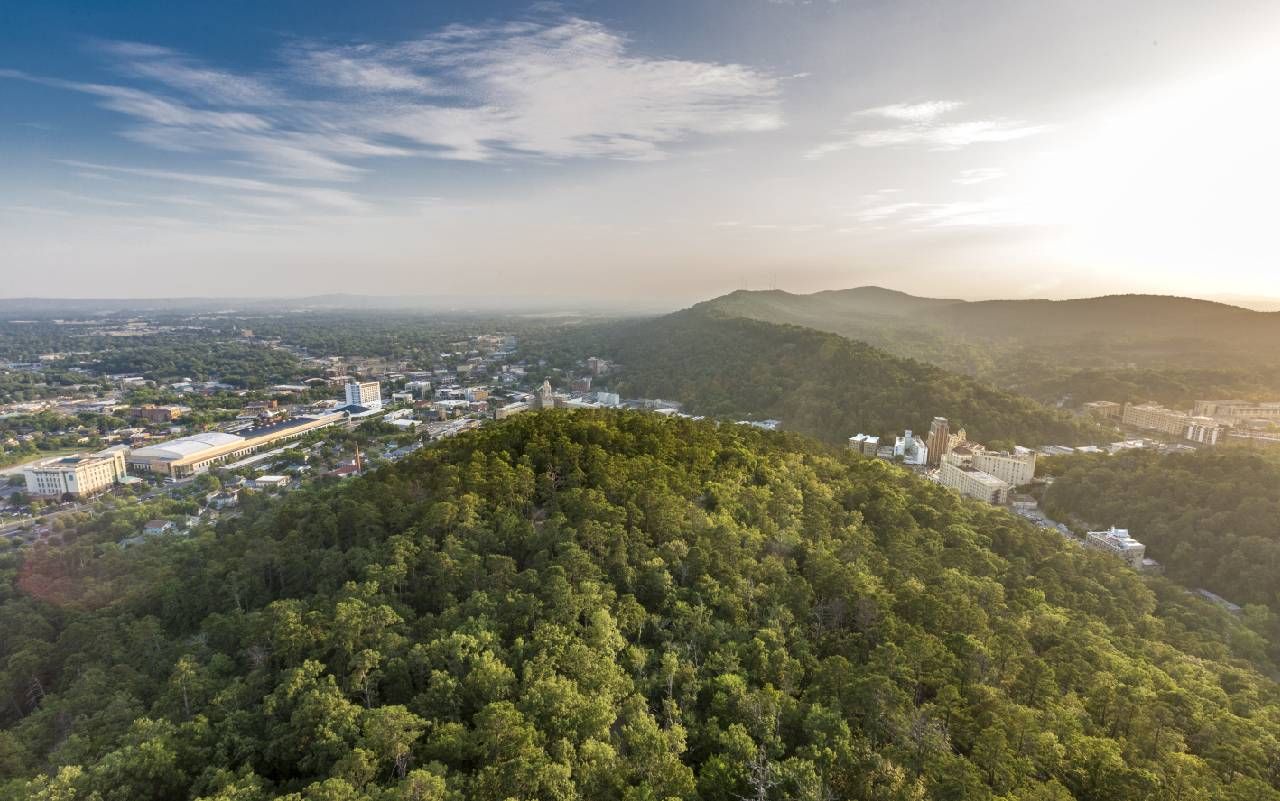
7,313,1278,599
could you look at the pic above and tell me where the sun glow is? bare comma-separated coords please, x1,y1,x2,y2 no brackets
1013,46,1280,293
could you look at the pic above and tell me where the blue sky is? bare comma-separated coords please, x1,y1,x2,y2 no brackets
3,1,1279,305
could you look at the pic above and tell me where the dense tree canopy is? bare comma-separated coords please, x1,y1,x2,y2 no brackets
2,411,1278,800
1043,448,1280,612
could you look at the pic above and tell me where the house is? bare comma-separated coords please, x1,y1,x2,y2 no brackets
252,475,290,490
143,519,175,536
206,490,240,509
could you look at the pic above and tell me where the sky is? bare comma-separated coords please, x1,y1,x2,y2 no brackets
2,0,1279,308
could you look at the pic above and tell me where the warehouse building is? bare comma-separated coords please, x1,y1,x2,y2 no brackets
126,413,343,478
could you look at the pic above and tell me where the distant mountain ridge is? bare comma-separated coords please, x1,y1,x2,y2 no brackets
578,306,1107,446
703,286,1280,342
695,286,1280,394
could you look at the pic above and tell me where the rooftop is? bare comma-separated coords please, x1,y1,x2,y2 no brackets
129,431,244,461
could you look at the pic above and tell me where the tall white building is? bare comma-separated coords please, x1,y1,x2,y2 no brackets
535,379,556,410
24,446,128,499
893,430,928,466
344,380,382,410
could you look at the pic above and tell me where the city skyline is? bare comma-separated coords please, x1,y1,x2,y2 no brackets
3,0,1279,305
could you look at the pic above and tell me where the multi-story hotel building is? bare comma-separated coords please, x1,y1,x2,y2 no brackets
970,449,1037,487
1122,403,1193,436
1193,400,1280,424
937,460,1011,505
925,417,950,467
344,380,383,410
23,446,128,499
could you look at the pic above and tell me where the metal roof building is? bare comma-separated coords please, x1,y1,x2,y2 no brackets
127,413,343,478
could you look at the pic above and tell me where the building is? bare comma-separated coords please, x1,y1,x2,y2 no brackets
1193,400,1280,424
893,430,928,466
586,357,610,376
1185,419,1223,445
404,380,432,398
132,404,189,424
127,413,343,479
847,433,880,456
970,449,1037,487
570,377,592,393
1085,526,1146,570
1122,403,1192,436
143,519,176,536
925,417,950,467
594,391,621,407
534,379,556,410
23,446,128,499
937,460,1011,504
252,475,289,490
1122,403,1223,444
495,401,530,420
344,380,382,411
1083,400,1122,419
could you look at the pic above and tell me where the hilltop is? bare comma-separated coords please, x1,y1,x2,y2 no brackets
3,411,1279,800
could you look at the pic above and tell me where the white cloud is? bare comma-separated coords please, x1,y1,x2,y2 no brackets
953,167,1006,185
860,101,962,122
100,41,281,106
851,197,1021,228
4,17,785,213
853,119,1050,149
55,160,370,212
287,46,441,94
805,100,1049,158
347,18,784,161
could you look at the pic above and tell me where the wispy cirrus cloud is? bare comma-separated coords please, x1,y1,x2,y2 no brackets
805,100,1049,159
55,160,371,213
6,17,783,184
348,18,784,161
98,40,282,106
285,44,443,94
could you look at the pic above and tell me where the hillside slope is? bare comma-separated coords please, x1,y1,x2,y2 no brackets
587,308,1105,446
2,412,1278,800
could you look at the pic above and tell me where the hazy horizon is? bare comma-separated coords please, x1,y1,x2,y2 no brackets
3,0,1279,302
4,283,1280,316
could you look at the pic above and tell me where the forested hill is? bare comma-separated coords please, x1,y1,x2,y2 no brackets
704,287,1280,345
584,308,1105,446
698,288,1280,403
1042,448,1280,614
2,411,1279,800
